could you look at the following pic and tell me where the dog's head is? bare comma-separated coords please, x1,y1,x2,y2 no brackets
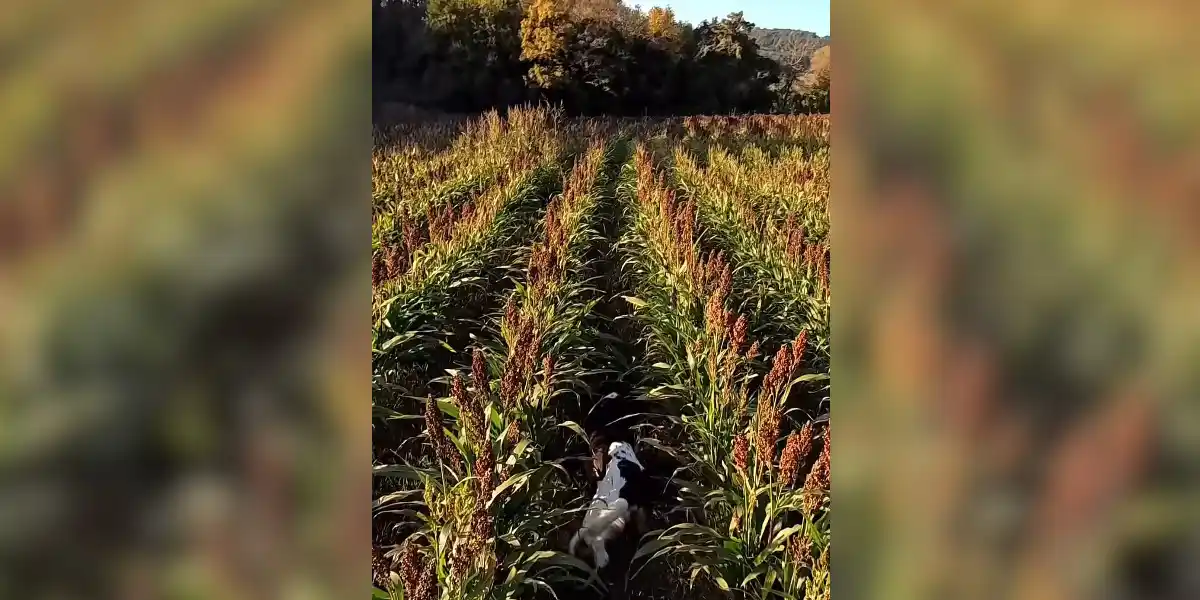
607,441,642,468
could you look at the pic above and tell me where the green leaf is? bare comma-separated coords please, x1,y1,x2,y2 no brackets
372,489,423,509
742,567,768,586
622,295,647,308
379,333,415,351
371,586,390,600
763,570,778,596
632,536,675,563
437,398,460,419
795,373,831,383
556,421,590,446
489,470,535,507
488,404,503,430
372,464,428,482
770,524,807,549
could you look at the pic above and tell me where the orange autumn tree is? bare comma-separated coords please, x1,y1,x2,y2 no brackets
809,45,830,91
519,0,572,89
646,6,684,52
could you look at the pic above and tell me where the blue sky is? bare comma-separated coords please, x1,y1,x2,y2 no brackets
623,0,829,36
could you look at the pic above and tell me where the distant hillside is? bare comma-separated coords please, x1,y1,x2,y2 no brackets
751,28,830,73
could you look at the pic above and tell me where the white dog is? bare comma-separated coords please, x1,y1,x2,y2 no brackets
569,441,649,569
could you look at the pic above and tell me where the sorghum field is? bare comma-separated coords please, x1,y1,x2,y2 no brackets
372,107,830,600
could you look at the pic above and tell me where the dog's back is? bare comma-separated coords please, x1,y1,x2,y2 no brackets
571,441,650,568
592,443,639,501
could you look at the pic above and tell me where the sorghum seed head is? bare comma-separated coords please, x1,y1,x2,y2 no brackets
762,345,793,403
755,404,782,471
399,541,421,595
385,243,405,279
500,368,520,410
716,264,733,302
746,341,761,362
372,252,387,287
731,315,749,355
451,374,469,407
424,397,445,457
780,425,814,487
705,295,726,337
787,535,813,568
794,330,809,367
803,428,831,514
472,348,488,396
504,420,520,448
474,444,496,501
733,433,750,472
503,295,518,329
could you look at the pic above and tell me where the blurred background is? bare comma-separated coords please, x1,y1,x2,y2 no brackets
3,0,1200,598
835,0,1200,599
0,0,370,598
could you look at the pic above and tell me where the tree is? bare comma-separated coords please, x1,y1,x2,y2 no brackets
809,45,830,90
374,1,811,116
520,0,573,90
793,44,830,113
646,7,683,52
690,13,780,112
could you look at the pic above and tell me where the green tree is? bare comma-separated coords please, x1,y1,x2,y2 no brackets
424,0,527,110
690,13,780,112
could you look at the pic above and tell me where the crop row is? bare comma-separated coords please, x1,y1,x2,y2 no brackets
371,112,832,600
374,141,619,600
673,142,831,367
618,143,830,600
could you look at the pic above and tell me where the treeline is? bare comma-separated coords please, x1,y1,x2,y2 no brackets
373,0,830,116
752,28,830,73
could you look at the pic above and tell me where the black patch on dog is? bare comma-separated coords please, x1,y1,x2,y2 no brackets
615,458,652,508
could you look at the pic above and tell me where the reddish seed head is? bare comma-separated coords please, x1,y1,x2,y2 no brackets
762,345,794,404
500,367,520,410
425,396,456,469
733,433,750,472
787,535,813,569
755,403,782,471
372,252,387,287
451,374,468,407
474,443,496,501
731,315,749,355
805,242,822,271
803,428,831,515
780,422,814,487
504,420,521,448
819,246,830,294
716,263,732,302
503,295,518,330
398,540,419,594
472,348,488,397
542,354,555,386
385,243,406,279
705,295,726,337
